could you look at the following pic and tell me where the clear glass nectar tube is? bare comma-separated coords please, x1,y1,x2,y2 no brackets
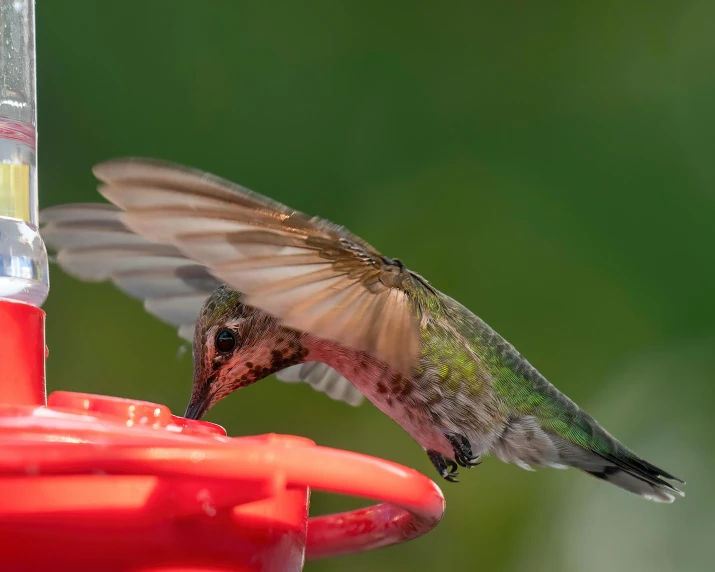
0,0,48,306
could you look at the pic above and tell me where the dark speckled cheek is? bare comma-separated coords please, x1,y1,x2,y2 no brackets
269,344,307,373
242,341,308,383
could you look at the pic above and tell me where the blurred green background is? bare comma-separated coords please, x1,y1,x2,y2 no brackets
38,1,714,570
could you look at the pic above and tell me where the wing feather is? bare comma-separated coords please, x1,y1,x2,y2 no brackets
40,201,366,406
277,362,364,406
92,157,423,375
40,204,220,340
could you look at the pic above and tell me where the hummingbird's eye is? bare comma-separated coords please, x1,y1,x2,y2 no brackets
215,329,237,354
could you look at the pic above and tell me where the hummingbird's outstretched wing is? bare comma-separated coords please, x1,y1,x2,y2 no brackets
40,203,220,342
92,158,423,377
276,362,364,406
40,203,364,406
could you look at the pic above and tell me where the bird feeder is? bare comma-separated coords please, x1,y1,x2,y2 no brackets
0,2,445,570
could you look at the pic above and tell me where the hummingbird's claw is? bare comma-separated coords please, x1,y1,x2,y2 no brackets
446,433,481,468
445,460,460,482
427,450,460,483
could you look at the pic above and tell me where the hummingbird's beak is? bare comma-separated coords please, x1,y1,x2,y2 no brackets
184,398,208,420
184,377,213,420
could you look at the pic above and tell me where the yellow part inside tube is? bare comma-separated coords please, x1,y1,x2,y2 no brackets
0,163,31,222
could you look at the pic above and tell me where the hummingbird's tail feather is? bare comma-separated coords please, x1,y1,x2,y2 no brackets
562,442,684,503
491,415,684,502
581,464,681,502
546,430,684,503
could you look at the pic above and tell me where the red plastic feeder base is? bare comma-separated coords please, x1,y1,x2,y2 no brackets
0,300,444,571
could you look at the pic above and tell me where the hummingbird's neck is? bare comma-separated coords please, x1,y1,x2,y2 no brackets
298,332,387,381
299,333,341,364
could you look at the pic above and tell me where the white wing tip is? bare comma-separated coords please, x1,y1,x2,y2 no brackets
276,363,364,406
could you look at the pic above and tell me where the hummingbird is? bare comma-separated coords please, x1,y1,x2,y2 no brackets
41,157,684,502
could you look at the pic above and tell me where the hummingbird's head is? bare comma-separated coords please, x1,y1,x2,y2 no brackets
184,285,308,420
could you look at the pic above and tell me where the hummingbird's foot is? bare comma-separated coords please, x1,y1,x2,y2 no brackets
446,433,481,469
427,450,460,483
